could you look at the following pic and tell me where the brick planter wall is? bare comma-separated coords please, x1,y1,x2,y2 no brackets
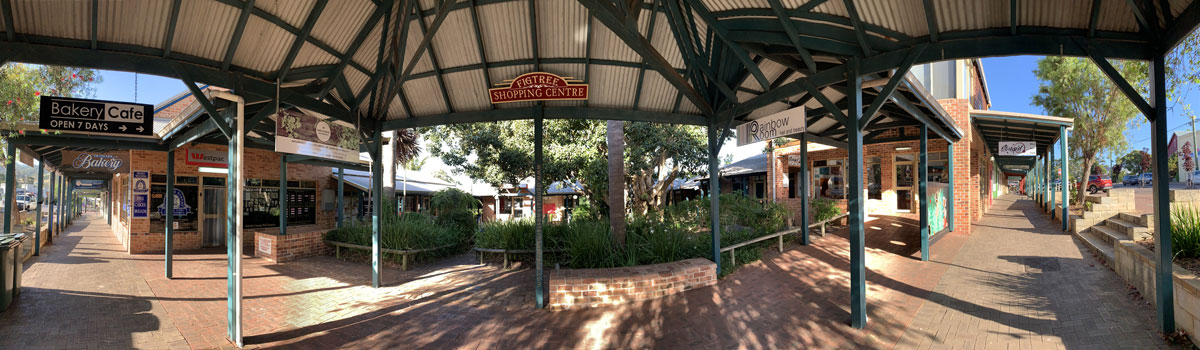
1113,241,1200,348
254,228,331,263
548,258,717,310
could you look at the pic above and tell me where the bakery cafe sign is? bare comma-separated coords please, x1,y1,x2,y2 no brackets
489,72,588,104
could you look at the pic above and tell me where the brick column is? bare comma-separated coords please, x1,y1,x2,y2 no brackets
940,99,973,235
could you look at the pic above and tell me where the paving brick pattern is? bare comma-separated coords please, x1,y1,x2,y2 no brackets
0,197,1177,349
896,195,1180,350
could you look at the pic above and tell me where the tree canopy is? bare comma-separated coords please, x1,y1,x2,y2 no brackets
424,120,714,213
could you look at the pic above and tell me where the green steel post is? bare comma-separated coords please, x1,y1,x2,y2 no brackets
1050,146,1055,215
337,167,344,228
919,126,929,261
799,133,809,244
226,128,238,342
707,124,722,275
166,149,175,279
34,158,43,255
1151,55,1175,333
105,180,111,225
847,59,867,329
4,143,15,234
371,127,383,288
279,157,287,235
47,171,55,239
948,140,955,232
1061,126,1069,231
1044,154,1050,209
534,109,545,308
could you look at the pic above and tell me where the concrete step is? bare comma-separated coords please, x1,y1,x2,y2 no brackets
1081,210,1118,220
1085,195,1116,204
1090,225,1129,245
1075,230,1116,267
1106,218,1149,238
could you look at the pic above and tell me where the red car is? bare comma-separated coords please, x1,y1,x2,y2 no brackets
1078,175,1113,194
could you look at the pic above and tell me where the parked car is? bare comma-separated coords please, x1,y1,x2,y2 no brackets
1078,175,1113,194
14,195,32,211
1140,172,1154,185
1123,175,1139,186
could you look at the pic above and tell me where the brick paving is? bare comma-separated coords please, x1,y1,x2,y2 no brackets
0,196,1176,349
896,194,1178,350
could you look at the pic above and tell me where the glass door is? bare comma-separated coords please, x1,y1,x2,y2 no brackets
895,154,915,212
200,188,226,247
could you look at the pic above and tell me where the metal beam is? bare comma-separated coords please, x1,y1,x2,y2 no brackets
767,0,817,72
317,1,389,99
1,0,13,41
222,0,257,71
919,125,929,261
9,135,166,151
174,66,234,139
163,0,182,57
1088,0,1102,38
91,0,99,49
276,0,329,80
846,58,867,329
1085,46,1155,119
921,0,938,42
580,0,713,116
166,149,175,278
684,0,771,90
1151,53,1175,333
842,0,873,55
860,44,926,127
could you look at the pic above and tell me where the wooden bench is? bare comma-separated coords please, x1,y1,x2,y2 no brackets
719,213,850,266
473,247,566,269
325,240,453,271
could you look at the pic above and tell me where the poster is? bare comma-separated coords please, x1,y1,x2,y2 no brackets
275,108,364,164
132,171,149,218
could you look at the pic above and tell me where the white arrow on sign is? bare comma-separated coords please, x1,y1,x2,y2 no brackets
119,125,127,131
136,126,144,132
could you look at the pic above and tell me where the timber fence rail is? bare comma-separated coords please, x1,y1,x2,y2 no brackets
720,213,849,266
325,240,455,271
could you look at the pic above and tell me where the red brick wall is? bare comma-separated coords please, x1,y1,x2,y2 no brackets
113,145,338,254
548,258,717,310
941,98,975,235
254,229,331,263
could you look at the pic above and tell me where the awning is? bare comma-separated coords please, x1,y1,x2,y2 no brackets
970,110,1073,174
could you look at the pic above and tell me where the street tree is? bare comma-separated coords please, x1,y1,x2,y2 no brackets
1033,56,1145,204
0,64,98,161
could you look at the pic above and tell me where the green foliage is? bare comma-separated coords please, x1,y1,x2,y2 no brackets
563,220,621,268
0,64,99,156
570,198,605,222
812,198,840,223
1171,204,1200,259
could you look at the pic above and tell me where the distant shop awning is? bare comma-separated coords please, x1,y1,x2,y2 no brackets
970,110,1073,174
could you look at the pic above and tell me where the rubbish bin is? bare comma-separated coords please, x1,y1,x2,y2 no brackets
0,234,15,311
9,233,25,299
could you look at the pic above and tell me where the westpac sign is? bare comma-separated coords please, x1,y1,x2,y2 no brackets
736,107,806,147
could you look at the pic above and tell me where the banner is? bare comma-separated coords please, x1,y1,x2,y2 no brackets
489,72,588,104
73,179,105,190
275,108,365,164
184,148,228,167
736,107,806,146
132,171,149,218
60,151,129,173
998,141,1036,156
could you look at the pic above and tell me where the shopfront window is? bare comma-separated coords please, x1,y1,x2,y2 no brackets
243,179,317,228
149,177,199,233
867,157,882,200
814,159,846,199
929,152,949,183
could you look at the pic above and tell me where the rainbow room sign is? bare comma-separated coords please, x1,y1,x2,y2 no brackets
489,72,588,104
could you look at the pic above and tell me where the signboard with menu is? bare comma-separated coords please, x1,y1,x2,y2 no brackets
275,108,364,164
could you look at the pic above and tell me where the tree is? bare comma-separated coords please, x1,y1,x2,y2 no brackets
1033,57,1145,204
0,64,98,160
424,120,714,217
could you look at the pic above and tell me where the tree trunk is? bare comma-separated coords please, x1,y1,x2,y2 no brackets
607,120,626,248
1077,157,1094,205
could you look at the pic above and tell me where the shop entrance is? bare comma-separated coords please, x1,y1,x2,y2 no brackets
895,154,915,212
200,187,226,247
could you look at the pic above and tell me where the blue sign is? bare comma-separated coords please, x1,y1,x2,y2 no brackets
132,193,148,218
157,188,192,216
132,171,149,193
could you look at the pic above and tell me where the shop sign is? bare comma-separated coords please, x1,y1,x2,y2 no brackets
39,96,154,136
489,72,588,104
787,155,805,167
998,141,1036,156
184,148,227,167
275,108,365,164
73,180,104,190
157,188,192,216
61,151,129,173
257,236,273,255
736,107,806,146
132,171,149,218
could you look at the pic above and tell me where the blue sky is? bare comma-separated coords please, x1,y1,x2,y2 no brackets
92,71,181,107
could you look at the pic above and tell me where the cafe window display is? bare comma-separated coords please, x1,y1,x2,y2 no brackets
149,176,199,233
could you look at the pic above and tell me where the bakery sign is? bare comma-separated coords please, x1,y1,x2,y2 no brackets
489,72,588,104
998,141,1036,156
60,151,129,173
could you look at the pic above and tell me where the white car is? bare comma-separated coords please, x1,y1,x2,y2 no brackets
14,195,33,211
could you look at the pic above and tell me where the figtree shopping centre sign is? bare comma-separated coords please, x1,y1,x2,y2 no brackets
489,72,588,104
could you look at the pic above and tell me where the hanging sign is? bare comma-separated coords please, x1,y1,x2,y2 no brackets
275,108,365,164
60,151,129,173
132,171,149,218
489,72,588,104
736,107,806,146
184,148,228,167
157,188,192,216
73,180,104,190
998,141,1037,156
788,155,805,167
38,96,154,136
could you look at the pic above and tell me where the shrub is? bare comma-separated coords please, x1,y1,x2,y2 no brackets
474,219,568,251
570,198,604,222
628,214,701,265
429,188,479,244
812,198,840,223
1172,204,1200,258
564,221,620,268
